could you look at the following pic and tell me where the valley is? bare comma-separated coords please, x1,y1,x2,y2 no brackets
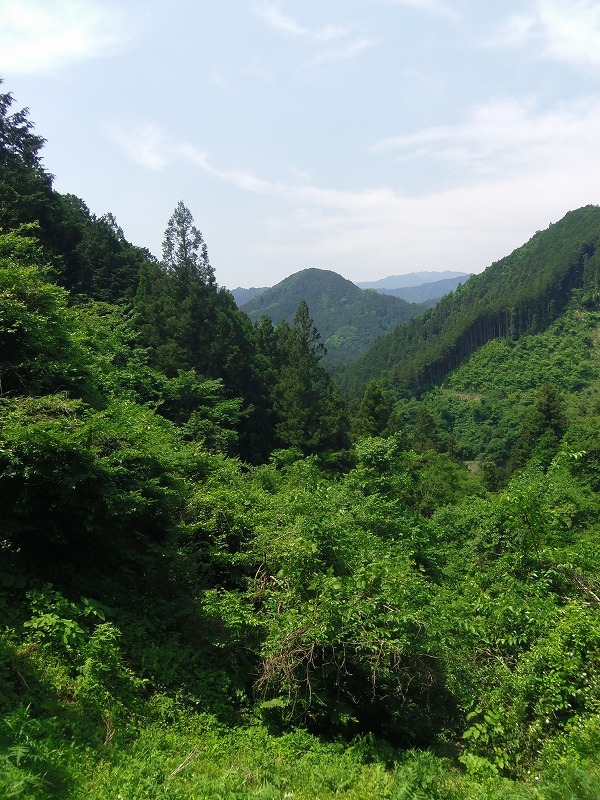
2,82,600,800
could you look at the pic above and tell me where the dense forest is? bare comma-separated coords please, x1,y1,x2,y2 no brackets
2,81,600,799
340,208,600,398
239,267,426,366
366,274,472,304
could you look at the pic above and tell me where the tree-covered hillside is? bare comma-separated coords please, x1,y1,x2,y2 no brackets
241,267,426,365
3,82,600,800
357,270,470,290
377,274,472,303
340,207,600,397
232,272,471,313
229,285,268,306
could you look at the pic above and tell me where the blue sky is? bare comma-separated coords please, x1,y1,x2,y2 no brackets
2,1,600,289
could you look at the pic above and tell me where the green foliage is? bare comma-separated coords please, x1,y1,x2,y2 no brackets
340,206,600,397
396,307,598,468
234,447,451,743
509,384,567,473
430,456,600,778
75,622,144,719
0,394,189,567
134,204,249,383
133,205,275,460
162,200,215,287
447,312,595,396
157,372,242,454
353,379,399,438
0,231,88,396
57,194,153,301
0,705,52,799
242,267,425,366
271,300,350,455
0,81,54,243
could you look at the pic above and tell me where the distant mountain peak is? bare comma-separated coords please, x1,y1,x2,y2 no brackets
356,270,471,290
238,267,427,366
230,269,472,307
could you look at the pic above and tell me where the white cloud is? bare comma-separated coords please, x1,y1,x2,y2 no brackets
186,98,600,278
492,0,600,70
180,144,298,195
111,99,600,281
252,3,309,39
372,97,600,179
243,161,600,281
252,2,376,64
253,2,349,43
375,0,456,19
0,0,130,74
305,37,377,67
109,123,170,171
491,12,536,46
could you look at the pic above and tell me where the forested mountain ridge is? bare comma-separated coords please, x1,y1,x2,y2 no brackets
340,206,600,397
377,273,473,303
229,285,268,305
240,267,426,365
3,81,600,800
232,270,471,308
356,269,470,289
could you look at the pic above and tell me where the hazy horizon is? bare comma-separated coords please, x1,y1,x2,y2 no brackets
2,1,600,287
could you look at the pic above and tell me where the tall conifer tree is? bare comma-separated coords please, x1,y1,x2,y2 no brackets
274,301,349,454
162,200,215,287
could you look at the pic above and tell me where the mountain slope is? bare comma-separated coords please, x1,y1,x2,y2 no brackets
377,274,473,303
229,285,268,305
340,206,600,397
231,271,470,307
357,270,471,290
241,267,426,366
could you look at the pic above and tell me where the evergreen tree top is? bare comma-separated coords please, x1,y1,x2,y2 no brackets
0,78,47,171
161,201,216,287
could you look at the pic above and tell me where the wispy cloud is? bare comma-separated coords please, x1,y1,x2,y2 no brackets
175,97,598,265
306,38,376,67
176,142,395,218
491,0,600,70
111,98,600,279
375,0,456,19
109,123,170,171
179,145,275,194
177,94,600,215
253,2,349,43
0,0,130,74
252,2,377,64
372,97,600,178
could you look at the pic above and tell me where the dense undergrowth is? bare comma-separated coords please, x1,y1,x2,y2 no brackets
2,439,600,798
3,340,600,798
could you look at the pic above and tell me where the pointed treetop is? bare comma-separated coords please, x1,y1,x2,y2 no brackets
161,201,216,287
290,299,325,360
0,79,47,171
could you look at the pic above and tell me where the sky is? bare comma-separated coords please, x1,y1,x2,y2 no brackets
2,1,600,289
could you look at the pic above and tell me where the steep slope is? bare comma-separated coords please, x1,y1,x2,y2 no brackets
241,267,426,365
340,206,600,397
406,306,599,466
